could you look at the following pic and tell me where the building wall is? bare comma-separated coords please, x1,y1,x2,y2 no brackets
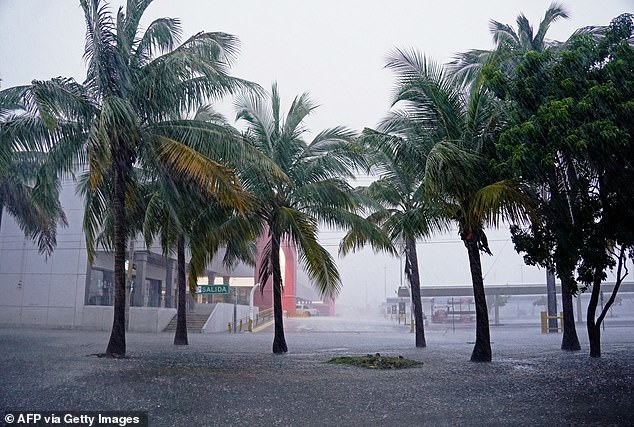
0,179,88,328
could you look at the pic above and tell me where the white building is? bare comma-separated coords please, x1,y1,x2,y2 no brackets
0,178,255,332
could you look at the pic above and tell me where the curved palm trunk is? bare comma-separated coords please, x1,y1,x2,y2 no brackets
105,157,129,357
560,276,581,352
405,237,426,348
174,233,188,345
271,233,288,354
464,239,492,362
586,268,604,357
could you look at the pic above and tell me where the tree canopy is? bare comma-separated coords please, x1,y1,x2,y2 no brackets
488,13,634,357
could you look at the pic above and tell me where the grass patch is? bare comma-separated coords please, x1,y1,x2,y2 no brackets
326,353,423,369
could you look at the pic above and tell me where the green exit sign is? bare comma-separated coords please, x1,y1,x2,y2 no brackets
196,285,230,294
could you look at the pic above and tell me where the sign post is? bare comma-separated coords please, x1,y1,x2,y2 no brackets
233,287,237,333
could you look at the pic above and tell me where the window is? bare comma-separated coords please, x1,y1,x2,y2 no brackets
86,268,114,306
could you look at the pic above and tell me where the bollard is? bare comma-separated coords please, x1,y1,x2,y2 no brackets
228,322,232,333
248,319,253,332
541,311,563,333
239,319,243,332
410,319,415,333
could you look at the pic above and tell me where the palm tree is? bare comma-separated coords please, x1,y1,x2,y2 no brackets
0,86,67,255
235,83,367,353
4,0,254,357
142,179,255,346
386,49,532,362
426,143,532,362
341,122,443,348
450,3,587,352
449,2,570,85
140,107,259,346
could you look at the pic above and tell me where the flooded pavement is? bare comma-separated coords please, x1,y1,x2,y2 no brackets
1,317,633,426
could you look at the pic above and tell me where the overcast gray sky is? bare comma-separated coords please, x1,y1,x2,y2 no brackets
1,0,632,308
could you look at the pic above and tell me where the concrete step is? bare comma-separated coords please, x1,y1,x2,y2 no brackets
163,313,210,333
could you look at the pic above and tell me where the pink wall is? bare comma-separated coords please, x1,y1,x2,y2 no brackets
253,233,298,314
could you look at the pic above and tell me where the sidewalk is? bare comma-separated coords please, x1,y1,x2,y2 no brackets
1,318,633,426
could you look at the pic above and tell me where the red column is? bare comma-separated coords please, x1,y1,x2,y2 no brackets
253,234,273,309
253,233,298,314
281,241,297,315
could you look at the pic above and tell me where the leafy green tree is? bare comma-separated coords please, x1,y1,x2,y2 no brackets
236,83,368,353
2,0,253,357
385,49,531,361
490,13,634,357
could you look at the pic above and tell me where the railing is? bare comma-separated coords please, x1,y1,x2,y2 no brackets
228,307,275,333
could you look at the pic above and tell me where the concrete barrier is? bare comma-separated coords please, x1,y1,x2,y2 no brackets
81,306,176,332
202,303,253,333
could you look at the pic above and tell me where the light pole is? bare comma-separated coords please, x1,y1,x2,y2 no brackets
249,283,261,331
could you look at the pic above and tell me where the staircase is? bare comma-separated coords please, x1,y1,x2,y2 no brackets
163,312,210,333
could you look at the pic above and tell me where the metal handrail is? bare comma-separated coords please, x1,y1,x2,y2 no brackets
228,307,275,333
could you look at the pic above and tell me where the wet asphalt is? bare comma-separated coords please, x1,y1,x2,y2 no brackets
1,317,633,426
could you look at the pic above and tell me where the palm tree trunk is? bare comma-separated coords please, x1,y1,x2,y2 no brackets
405,237,426,348
174,233,188,345
271,233,288,354
560,276,581,352
105,156,128,357
464,239,492,362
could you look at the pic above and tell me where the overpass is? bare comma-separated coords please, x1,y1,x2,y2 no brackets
418,281,634,297
385,281,634,326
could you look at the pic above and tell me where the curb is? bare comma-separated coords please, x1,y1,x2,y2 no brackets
251,319,274,333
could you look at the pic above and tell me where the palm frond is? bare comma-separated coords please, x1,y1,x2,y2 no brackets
148,119,287,184
77,170,111,263
275,207,342,298
154,135,247,211
281,92,316,142
386,48,465,141
535,2,570,49
425,140,483,202
132,17,182,67
489,20,520,47
80,0,125,95
446,49,492,87
471,180,535,229
516,14,535,50
339,214,396,256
